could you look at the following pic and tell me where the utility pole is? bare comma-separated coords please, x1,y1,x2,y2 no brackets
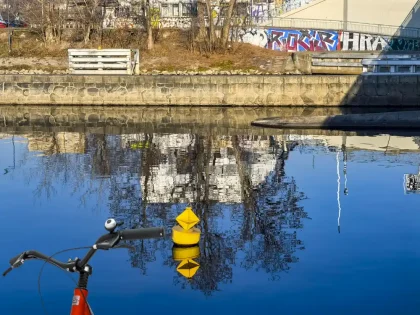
343,0,348,31
249,0,253,26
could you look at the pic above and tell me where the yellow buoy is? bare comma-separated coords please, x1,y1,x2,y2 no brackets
172,207,201,246
176,259,200,279
176,207,200,230
173,245,200,279
172,245,200,261
172,225,201,246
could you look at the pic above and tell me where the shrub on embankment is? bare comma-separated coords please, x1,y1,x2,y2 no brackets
0,29,312,74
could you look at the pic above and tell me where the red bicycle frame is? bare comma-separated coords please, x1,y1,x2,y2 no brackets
71,288,90,315
70,265,93,315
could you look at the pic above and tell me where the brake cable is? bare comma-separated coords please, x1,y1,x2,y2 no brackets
37,246,92,315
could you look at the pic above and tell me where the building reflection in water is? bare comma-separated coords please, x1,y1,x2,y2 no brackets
5,130,420,295
110,132,308,295
1,130,308,295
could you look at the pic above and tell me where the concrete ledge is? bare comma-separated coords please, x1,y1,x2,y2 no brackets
312,66,362,75
252,111,420,130
0,74,419,106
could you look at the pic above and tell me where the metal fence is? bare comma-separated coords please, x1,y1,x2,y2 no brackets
266,18,420,38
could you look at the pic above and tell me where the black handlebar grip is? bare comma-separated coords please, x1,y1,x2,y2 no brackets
3,267,12,277
120,227,164,241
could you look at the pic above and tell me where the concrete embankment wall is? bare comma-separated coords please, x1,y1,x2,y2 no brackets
0,74,419,106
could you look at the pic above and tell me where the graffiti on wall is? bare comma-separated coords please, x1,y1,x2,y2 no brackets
250,3,276,24
238,29,269,48
237,28,340,52
342,32,420,51
237,28,420,52
160,17,192,28
267,29,340,51
282,0,316,13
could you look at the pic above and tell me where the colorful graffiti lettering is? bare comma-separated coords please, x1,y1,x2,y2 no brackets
237,28,420,52
267,29,340,51
237,29,340,52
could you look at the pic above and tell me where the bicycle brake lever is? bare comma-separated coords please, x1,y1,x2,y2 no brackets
4,253,25,276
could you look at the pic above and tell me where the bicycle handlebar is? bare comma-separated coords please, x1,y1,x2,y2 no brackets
120,227,164,241
3,220,165,277
10,250,76,270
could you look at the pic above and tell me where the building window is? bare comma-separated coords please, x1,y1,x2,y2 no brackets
161,4,170,17
115,6,131,18
173,4,179,16
182,3,192,16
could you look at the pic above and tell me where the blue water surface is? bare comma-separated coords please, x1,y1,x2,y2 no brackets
0,132,419,315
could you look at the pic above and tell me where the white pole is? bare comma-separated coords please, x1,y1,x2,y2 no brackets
336,150,341,234
343,0,348,31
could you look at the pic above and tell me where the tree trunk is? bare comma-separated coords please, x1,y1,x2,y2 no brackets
193,1,209,54
84,24,91,44
45,25,54,43
205,0,215,51
146,3,154,50
147,22,153,50
221,0,236,49
196,1,207,40
44,4,55,43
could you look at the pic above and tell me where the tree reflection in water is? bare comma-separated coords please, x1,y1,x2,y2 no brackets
11,130,308,295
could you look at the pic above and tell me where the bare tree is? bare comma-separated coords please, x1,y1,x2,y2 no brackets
193,0,240,53
68,0,102,43
15,0,64,42
220,0,236,49
14,0,101,43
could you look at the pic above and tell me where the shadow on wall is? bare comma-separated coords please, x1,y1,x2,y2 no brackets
340,1,420,108
401,0,420,29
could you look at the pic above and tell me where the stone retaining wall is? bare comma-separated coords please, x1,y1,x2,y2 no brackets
0,74,419,106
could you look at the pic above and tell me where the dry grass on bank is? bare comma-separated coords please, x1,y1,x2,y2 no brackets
0,28,290,73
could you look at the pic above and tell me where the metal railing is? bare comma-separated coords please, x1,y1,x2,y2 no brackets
362,58,420,75
265,17,420,38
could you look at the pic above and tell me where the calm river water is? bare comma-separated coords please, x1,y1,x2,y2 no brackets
1,110,420,314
